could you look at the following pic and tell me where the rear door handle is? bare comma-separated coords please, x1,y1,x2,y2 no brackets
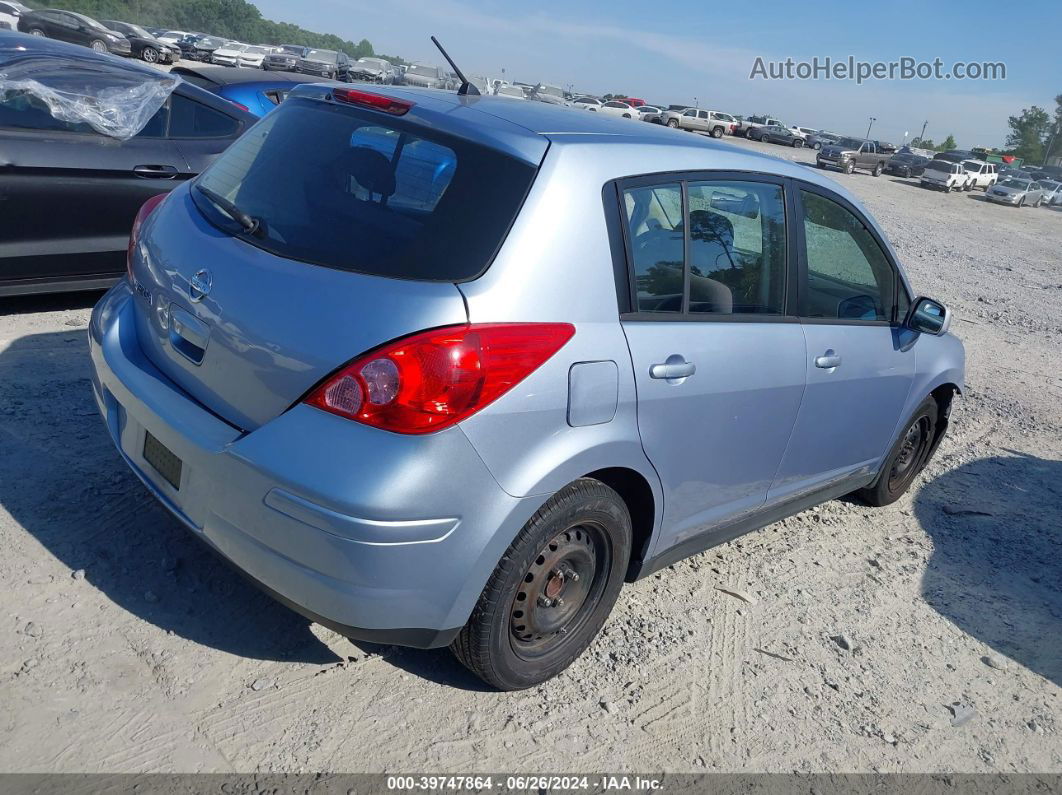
815,352,842,369
133,164,179,179
649,357,696,380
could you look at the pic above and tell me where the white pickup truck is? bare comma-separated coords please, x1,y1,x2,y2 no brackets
658,108,737,137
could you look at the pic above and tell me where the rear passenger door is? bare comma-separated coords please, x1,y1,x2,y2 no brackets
617,174,807,558
0,88,184,288
769,184,915,501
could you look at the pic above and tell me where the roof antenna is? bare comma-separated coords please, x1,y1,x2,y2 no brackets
431,35,480,96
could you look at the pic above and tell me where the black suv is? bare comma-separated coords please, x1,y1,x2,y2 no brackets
17,8,131,55
296,48,351,81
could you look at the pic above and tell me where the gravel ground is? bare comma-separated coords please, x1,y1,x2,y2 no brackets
0,134,1060,774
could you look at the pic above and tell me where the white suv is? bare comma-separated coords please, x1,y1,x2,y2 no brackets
961,160,998,191
921,160,968,192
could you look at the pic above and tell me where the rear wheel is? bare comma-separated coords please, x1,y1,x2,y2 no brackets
812,141,822,150
451,479,631,691
793,138,803,148
27,27,45,36
141,46,159,63
711,126,723,138
90,39,108,53
856,396,938,507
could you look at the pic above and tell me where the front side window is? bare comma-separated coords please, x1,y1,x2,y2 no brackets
800,191,896,322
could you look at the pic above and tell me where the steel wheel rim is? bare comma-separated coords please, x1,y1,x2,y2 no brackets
509,522,611,661
92,41,106,52
888,416,931,491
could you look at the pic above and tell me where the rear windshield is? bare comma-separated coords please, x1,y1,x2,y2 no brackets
192,97,539,281
925,161,953,172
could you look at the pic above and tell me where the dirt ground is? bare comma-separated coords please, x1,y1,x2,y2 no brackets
1,135,1059,774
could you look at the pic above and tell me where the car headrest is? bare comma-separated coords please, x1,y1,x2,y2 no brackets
347,146,396,198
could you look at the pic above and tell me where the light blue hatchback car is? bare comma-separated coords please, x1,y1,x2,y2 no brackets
89,84,965,689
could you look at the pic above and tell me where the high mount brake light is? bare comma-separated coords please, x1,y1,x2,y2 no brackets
331,87,414,115
127,193,168,283
305,323,575,434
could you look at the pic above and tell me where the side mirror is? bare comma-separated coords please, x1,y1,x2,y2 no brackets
907,296,951,336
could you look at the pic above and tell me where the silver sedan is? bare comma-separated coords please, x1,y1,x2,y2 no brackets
985,178,1046,207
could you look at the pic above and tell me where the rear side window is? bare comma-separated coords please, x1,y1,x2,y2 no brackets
622,179,787,315
193,97,539,281
169,95,239,138
686,181,786,314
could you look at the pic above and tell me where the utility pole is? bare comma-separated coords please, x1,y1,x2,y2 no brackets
1043,120,1060,167
865,116,877,139
918,119,928,145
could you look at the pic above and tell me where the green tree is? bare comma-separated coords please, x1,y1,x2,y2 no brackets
1044,94,1062,164
1005,106,1051,164
936,134,956,151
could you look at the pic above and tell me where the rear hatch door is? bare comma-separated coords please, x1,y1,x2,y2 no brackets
129,89,544,430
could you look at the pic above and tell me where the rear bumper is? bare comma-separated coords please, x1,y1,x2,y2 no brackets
88,285,540,648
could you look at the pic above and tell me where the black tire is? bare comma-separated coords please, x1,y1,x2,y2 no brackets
623,113,631,119
1018,196,1025,207
90,39,108,53
27,27,46,36
667,119,679,128
141,46,159,63
451,478,632,691
793,138,803,148
944,185,952,193
844,161,855,174
856,396,938,507
711,126,723,138
872,162,883,177
812,141,822,150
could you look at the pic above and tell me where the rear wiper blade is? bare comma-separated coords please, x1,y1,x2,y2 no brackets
194,184,264,237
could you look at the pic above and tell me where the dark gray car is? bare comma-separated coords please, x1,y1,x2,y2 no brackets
402,63,447,89
262,44,307,71
297,48,351,81
0,31,256,295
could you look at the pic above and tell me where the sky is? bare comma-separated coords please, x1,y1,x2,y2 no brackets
253,0,1060,148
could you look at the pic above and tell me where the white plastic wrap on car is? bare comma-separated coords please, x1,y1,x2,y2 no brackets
0,52,180,140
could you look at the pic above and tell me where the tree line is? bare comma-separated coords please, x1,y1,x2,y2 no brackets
28,0,407,63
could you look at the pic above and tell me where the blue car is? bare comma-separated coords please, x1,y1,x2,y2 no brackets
90,84,965,690
171,64,328,117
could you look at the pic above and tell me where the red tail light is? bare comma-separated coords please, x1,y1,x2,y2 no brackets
229,101,250,112
331,87,413,115
127,193,168,282
305,323,575,434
